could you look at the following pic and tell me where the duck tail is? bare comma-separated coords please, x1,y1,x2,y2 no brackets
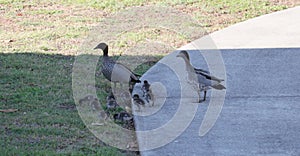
212,84,226,90
130,74,141,83
132,79,141,83
198,72,224,83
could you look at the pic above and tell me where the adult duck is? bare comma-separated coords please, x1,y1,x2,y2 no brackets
94,43,141,90
176,50,226,102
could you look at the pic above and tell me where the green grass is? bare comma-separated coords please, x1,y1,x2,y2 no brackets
0,0,299,155
0,53,144,155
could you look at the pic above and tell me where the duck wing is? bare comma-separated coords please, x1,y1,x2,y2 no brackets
194,68,210,74
195,69,224,83
113,62,140,82
211,83,226,90
102,55,141,83
197,74,226,90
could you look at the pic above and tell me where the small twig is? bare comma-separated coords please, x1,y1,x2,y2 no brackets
0,109,18,113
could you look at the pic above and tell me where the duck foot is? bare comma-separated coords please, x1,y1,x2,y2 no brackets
199,99,206,103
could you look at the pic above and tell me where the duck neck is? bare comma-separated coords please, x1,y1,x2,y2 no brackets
182,57,193,72
103,46,108,57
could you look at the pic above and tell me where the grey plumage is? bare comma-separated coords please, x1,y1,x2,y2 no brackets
79,95,108,120
78,95,95,105
91,98,101,111
79,95,101,111
113,111,133,122
94,43,141,91
132,94,145,111
176,50,226,102
142,80,151,97
106,94,119,109
104,94,119,118
142,80,154,106
195,68,224,83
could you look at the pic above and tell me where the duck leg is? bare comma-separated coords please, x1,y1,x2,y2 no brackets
128,82,135,94
198,91,202,103
203,90,207,101
199,91,207,103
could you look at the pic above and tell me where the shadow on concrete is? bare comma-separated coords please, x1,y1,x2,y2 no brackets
134,48,300,155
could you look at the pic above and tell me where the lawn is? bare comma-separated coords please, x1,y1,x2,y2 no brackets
0,53,141,155
0,0,299,155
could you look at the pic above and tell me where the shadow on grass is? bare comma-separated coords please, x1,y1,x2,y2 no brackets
0,52,161,155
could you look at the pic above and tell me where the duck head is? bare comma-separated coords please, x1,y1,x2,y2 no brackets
132,94,140,99
106,94,115,101
177,50,195,72
176,50,190,61
94,42,108,56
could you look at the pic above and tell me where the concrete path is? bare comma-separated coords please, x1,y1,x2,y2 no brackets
133,6,300,155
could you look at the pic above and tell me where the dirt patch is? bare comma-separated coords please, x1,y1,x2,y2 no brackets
268,0,300,6
0,1,299,54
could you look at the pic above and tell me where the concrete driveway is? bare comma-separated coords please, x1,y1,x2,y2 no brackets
133,6,300,155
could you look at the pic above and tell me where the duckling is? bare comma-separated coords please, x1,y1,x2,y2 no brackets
105,94,119,117
113,111,133,122
90,97,102,111
94,43,141,92
106,98,118,110
176,50,226,102
79,95,108,120
132,94,145,111
142,80,150,97
106,93,115,100
106,94,117,107
79,95,102,111
78,95,95,106
142,80,154,106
